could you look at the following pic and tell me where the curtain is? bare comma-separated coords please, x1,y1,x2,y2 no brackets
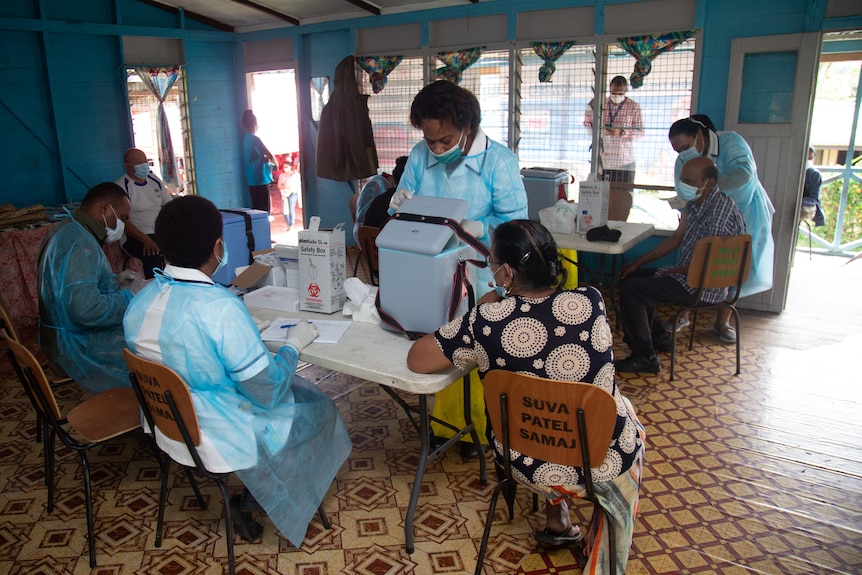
531,41,576,83
432,46,484,84
356,56,403,94
133,66,181,188
617,30,697,88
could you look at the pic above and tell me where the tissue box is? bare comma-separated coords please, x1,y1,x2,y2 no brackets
298,217,346,313
577,178,609,231
243,285,300,313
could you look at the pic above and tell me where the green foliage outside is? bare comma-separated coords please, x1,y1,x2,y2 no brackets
797,176,862,254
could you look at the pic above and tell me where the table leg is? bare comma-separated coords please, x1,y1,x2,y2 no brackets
405,394,430,554
403,375,487,554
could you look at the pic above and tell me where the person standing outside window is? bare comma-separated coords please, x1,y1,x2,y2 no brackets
584,76,643,220
242,109,278,212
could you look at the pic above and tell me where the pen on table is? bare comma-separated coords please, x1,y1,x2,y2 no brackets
280,322,297,329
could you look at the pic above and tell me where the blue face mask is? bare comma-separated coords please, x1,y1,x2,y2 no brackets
676,181,703,203
430,130,465,165
678,145,701,165
490,263,508,298
134,163,150,179
215,240,229,274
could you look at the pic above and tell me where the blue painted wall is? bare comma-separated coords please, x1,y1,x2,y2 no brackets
1,0,861,215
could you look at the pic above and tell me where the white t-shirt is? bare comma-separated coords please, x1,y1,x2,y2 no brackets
115,173,172,234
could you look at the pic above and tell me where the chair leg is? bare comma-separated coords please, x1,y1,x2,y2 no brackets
731,306,742,376
318,505,330,529
599,503,617,575
216,480,236,575
474,478,513,575
79,451,97,568
352,248,362,278
46,429,55,511
688,309,698,351
805,220,812,260
155,458,171,548
184,467,207,510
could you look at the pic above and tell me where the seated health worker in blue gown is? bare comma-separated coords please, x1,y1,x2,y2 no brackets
38,181,148,394
668,115,775,343
407,220,645,574
389,79,528,457
123,195,351,546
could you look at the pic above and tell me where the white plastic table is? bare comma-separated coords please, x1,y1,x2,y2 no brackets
248,306,486,554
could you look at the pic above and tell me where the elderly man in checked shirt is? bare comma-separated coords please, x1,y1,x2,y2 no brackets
613,157,746,374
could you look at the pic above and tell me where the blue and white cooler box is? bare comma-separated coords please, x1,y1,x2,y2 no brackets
212,208,271,285
376,196,476,335
521,167,571,222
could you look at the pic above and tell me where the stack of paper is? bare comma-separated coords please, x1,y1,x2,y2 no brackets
259,317,351,344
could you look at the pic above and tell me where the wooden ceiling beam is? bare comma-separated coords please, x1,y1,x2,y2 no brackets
344,0,381,16
227,0,301,25
137,0,234,32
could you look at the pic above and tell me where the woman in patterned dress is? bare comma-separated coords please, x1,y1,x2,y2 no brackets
407,220,645,574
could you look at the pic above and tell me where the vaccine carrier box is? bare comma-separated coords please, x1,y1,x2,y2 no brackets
213,208,271,286
298,218,346,313
521,168,571,222
376,196,474,335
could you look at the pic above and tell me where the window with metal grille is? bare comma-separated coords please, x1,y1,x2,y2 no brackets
127,68,194,195
516,45,596,183
600,39,696,228
359,56,425,175
355,38,696,231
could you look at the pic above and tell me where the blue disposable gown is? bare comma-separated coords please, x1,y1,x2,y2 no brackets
398,130,527,295
38,211,133,394
675,131,775,297
123,266,352,547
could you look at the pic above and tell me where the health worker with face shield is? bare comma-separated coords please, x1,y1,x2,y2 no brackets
615,157,746,374
124,195,351,545
38,182,148,394
668,115,775,344
390,79,528,459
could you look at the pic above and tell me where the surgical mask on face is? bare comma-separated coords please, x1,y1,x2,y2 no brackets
214,240,229,274
103,205,125,243
133,163,150,179
429,130,465,165
609,94,626,104
676,182,703,203
678,145,701,165
489,264,508,298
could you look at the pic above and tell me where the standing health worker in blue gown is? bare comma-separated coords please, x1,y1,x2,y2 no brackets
669,115,774,298
389,79,528,455
124,195,351,547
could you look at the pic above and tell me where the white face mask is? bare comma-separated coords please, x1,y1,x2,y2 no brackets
676,181,704,203
103,205,125,243
609,94,626,104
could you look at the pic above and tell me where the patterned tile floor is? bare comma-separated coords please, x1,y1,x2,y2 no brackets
1,253,860,574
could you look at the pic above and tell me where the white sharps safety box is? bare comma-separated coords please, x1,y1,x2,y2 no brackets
376,196,475,335
521,167,571,222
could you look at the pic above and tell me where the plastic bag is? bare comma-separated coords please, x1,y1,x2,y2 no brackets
539,199,578,235
253,250,287,288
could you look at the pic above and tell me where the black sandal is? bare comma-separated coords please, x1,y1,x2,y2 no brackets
229,494,263,542
533,524,583,547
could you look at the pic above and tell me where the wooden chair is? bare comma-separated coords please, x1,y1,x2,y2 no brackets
670,234,752,381
475,370,619,575
355,225,382,285
123,349,330,575
1,295,74,443
6,337,141,568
